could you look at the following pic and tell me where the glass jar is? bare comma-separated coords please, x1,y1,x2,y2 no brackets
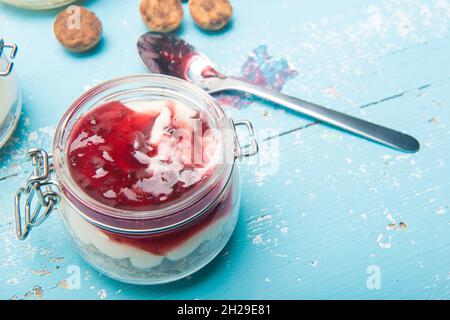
14,74,258,285
0,39,21,149
0,0,76,10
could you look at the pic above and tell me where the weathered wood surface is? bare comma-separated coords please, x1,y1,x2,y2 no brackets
0,0,449,299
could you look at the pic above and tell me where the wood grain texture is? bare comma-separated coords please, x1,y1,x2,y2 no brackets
0,0,449,299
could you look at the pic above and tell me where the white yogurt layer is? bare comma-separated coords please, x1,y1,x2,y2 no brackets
62,198,227,269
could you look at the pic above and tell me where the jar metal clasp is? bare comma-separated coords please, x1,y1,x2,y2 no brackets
231,119,259,159
14,149,61,240
0,39,18,77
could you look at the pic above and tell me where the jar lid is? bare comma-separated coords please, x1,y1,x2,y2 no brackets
0,39,17,77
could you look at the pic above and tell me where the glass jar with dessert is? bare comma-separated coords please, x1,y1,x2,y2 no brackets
0,39,21,149
14,74,258,284
0,0,76,10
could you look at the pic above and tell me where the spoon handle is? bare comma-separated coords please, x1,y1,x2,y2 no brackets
204,77,420,153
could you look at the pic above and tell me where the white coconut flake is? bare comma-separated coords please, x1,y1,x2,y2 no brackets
70,132,105,152
93,167,108,179
120,188,138,201
133,150,152,165
103,190,117,199
376,234,392,249
150,106,172,145
102,151,114,162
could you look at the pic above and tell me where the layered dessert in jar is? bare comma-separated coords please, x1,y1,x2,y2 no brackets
49,75,245,284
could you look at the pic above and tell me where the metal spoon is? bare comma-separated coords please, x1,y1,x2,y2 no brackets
137,32,420,153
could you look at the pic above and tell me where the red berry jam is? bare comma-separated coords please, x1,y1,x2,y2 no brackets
67,99,217,211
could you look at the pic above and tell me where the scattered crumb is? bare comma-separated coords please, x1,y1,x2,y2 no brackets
428,117,441,124
7,278,19,285
49,257,65,263
28,131,38,142
376,234,392,249
57,279,70,289
25,286,44,299
97,289,107,299
252,234,263,245
386,223,398,231
310,260,319,267
255,214,272,223
32,269,52,276
386,222,408,231
280,227,289,235
323,85,340,98
399,222,408,230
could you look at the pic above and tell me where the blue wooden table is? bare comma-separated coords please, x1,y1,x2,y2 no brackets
1,0,450,300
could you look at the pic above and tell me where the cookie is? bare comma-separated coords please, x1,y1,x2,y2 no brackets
140,0,184,33
54,6,102,53
189,0,233,31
